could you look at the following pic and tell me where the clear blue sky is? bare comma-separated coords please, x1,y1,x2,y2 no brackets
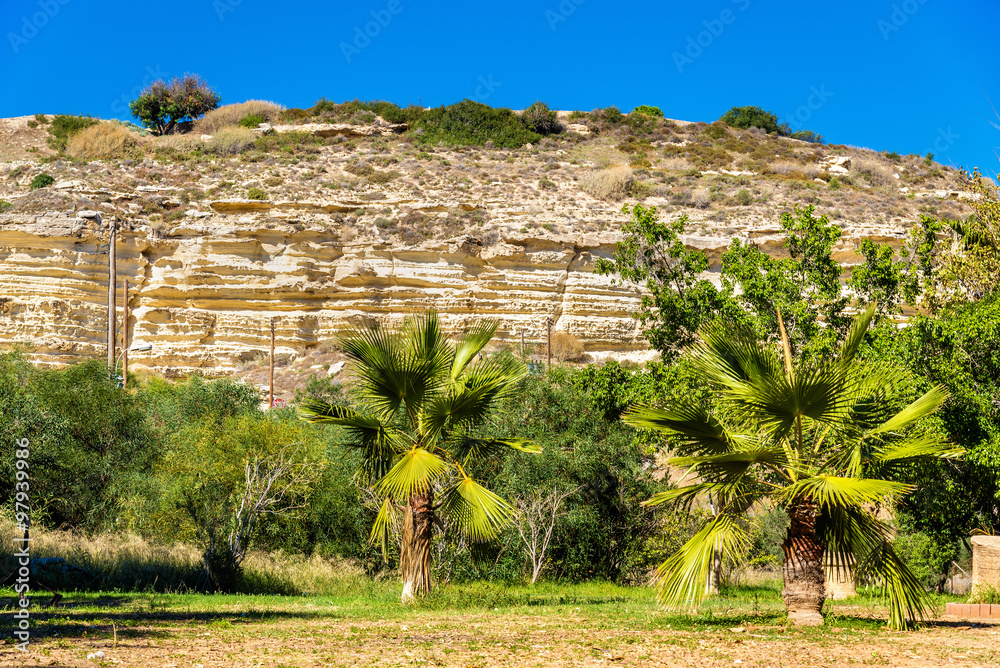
1,0,997,173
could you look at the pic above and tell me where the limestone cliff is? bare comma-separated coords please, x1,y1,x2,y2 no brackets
0,113,973,381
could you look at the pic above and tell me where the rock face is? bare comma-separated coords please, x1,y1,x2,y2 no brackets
971,535,1000,600
0,210,650,376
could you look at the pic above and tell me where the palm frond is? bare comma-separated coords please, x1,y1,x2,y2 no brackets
622,402,735,456
654,513,749,607
369,497,401,559
670,446,788,481
874,434,963,465
439,476,514,542
839,304,876,364
422,355,527,439
376,447,450,500
779,475,911,509
693,320,783,390
451,320,498,380
870,385,949,435
451,436,541,462
297,399,409,479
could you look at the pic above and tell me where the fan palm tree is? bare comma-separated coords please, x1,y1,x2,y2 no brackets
624,305,962,629
298,312,538,603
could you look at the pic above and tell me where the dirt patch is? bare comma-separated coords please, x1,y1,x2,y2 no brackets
4,610,998,667
0,116,55,162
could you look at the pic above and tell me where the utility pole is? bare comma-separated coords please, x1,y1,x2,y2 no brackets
546,317,552,372
107,219,116,368
122,280,129,389
269,318,276,409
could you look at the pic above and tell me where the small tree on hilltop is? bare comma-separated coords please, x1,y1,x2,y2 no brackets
719,106,782,134
129,74,220,135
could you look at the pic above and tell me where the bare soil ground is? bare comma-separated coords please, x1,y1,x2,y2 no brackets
3,600,997,667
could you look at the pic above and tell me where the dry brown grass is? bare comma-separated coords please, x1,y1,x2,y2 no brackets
67,122,148,161
691,186,712,208
580,165,633,201
207,126,259,154
550,332,585,362
661,157,694,171
194,100,285,135
850,154,896,188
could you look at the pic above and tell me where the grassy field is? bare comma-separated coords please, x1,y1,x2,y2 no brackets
1,580,997,667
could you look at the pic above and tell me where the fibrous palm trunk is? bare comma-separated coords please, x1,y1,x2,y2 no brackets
400,490,434,604
781,501,826,625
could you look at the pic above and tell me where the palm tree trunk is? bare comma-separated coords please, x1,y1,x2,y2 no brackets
400,490,434,604
781,501,825,625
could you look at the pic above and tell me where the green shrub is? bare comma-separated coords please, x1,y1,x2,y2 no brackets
703,122,728,140
632,105,664,117
239,113,267,128
247,187,267,200
0,200,11,213
538,178,557,190
129,74,220,135
34,113,49,125
734,189,752,205
828,177,841,191
521,101,562,135
411,99,541,148
894,531,954,591
567,110,587,120
790,129,825,144
719,106,782,134
29,173,55,190
46,114,99,152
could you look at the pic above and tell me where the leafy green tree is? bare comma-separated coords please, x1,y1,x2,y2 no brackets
719,106,782,134
155,412,326,592
597,204,849,360
129,74,220,135
0,355,156,530
595,204,729,360
298,312,539,602
722,205,848,356
520,101,563,135
624,306,960,629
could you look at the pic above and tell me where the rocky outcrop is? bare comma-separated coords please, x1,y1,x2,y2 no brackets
0,210,653,376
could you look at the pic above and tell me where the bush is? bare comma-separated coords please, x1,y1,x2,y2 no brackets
130,74,220,135
412,100,540,148
29,173,55,190
300,98,414,125
239,113,266,128
207,126,258,154
790,129,825,144
521,101,563,135
247,187,267,200
580,165,634,201
850,154,895,188
719,106,782,134
0,200,11,213
734,189,752,206
632,105,664,117
194,100,284,134
67,122,148,161
46,114,99,152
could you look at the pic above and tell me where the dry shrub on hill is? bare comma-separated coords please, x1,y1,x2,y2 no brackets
662,157,694,171
766,159,821,180
67,122,148,161
581,165,634,201
194,100,284,135
850,154,896,188
208,127,258,154
550,332,586,362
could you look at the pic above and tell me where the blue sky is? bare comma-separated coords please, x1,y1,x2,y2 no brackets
1,0,997,173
